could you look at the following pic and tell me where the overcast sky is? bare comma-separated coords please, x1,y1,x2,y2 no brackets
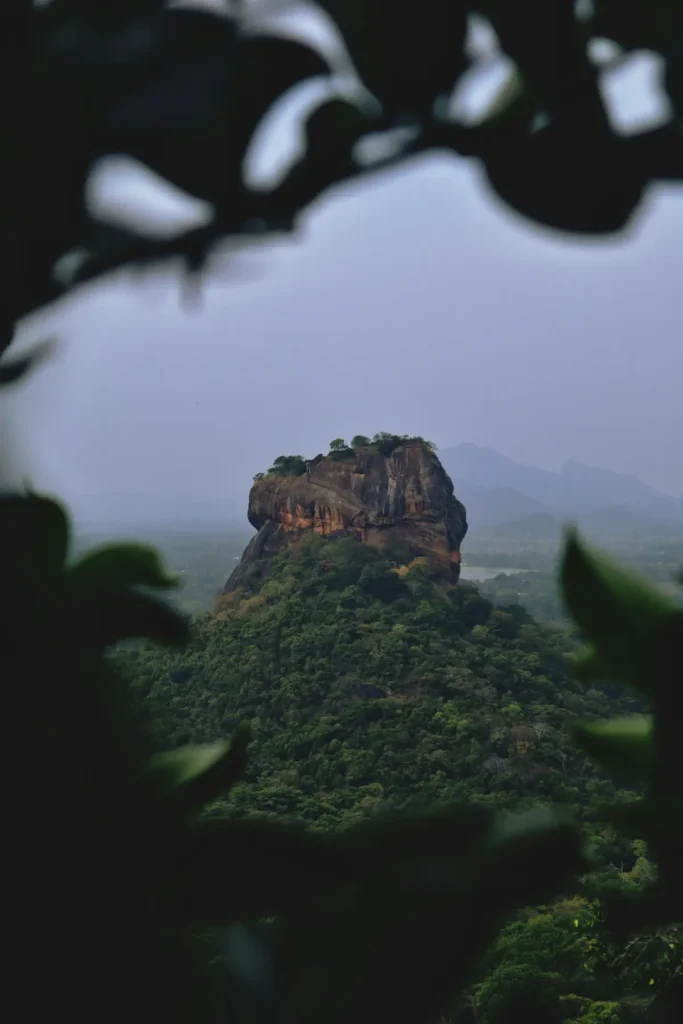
5,8,683,523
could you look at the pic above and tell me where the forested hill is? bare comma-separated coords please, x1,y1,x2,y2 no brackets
116,533,683,1021
118,534,639,838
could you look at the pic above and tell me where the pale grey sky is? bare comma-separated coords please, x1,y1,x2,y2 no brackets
5,8,683,522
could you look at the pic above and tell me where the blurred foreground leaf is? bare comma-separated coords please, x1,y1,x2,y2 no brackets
561,529,678,693
149,725,249,816
68,542,180,591
574,716,654,781
0,339,53,386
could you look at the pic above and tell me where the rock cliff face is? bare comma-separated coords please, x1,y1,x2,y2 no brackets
224,442,468,592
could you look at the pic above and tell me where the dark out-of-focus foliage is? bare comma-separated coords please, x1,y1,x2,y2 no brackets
2,3,683,1023
2,0,683,358
1,488,594,1024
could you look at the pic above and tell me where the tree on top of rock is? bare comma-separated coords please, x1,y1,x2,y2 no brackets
268,455,307,476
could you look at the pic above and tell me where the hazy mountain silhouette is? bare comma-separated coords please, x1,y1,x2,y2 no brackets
68,444,682,539
450,479,554,527
442,444,683,524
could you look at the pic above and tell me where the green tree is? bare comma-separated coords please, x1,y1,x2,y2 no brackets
329,438,347,451
566,1001,622,1024
268,454,307,476
475,962,565,1023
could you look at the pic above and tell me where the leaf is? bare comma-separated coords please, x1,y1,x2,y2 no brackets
181,808,493,925
572,644,618,682
319,0,468,119
224,923,276,1003
176,817,353,921
653,609,683,686
483,128,644,236
479,807,591,909
305,97,376,166
0,494,69,579
610,798,683,843
148,724,249,814
149,742,233,789
473,64,532,133
561,529,679,692
271,807,587,1024
338,803,493,883
78,588,189,649
602,885,680,940
573,716,654,780
0,338,53,387
68,542,179,591
478,0,598,105
592,0,682,54
107,35,331,208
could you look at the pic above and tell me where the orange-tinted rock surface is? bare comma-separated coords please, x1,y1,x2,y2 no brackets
224,442,468,592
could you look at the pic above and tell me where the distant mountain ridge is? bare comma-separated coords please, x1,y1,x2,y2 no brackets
65,445,682,542
449,479,553,528
441,443,683,526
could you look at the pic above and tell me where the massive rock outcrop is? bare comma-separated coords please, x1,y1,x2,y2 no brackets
224,441,468,592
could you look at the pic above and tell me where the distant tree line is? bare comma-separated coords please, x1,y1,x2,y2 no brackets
257,434,438,478
343,433,438,457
